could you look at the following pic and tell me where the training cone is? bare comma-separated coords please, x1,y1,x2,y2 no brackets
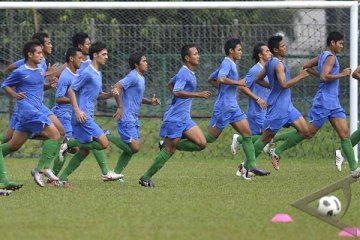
271,213,293,223
338,227,360,237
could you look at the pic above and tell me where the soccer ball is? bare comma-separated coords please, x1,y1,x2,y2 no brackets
317,195,341,217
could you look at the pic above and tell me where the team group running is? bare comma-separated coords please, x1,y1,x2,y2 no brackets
0,30,359,195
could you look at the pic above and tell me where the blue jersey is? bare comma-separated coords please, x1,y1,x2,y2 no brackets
71,65,102,121
52,67,78,115
15,58,47,72
163,66,197,122
245,63,270,117
118,69,145,121
265,57,292,119
312,51,341,109
214,57,241,112
77,56,91,74
1,64,46,117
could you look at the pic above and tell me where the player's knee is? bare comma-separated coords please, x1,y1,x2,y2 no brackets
131,146,140,154
58,127,65,137
198,140,207,150
164,145,176,155
79,149,90,156
100,141,109,150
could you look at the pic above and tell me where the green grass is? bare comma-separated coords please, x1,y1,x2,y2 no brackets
1,155,359,240
0,116,359,240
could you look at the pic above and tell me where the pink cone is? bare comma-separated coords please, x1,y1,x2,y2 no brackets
271,213,293,223
339,227,360,237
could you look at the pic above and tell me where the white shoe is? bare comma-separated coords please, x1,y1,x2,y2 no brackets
31,169,45,187
59,142,68,162
42,168,59,182
263,139,274,156
102,171,124,181
230,134,240,155
236,162,254,180
0,189,12,196
351,167,360,179
335,150,345,172
269,148,280,171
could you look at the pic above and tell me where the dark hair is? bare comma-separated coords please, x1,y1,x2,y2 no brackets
89,41,106,60
23,40,42,61
31,32,49,45
72,32,90,47
129,52,145,70
252,43,267,63
326,31,344,46
181,44,197,62
224,38,241,55
268,35,283,54
65,47,82,63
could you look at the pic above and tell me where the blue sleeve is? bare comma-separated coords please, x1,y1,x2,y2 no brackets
209,69,219,80
173,76,187,92
1,70,21,88
71,72,88,91
245,68,256,88
218,61,231,79
40,59,48,71
170,75,176,84
56,74,71,98
14,59,25,69
119,74,137,90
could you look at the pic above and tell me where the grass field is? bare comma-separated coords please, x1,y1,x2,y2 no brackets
0,117,359,240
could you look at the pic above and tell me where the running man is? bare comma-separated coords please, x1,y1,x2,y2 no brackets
139,44,211,187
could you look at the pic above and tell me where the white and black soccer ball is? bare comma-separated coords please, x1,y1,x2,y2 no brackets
317,195,341,217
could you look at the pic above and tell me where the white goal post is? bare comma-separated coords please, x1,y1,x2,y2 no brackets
1,1,358,160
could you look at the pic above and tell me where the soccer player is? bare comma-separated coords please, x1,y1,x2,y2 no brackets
231,43,271,151
139,44,211,187
108,52,161,181
248,35,310,173
301,31,360,178
72,32,92,72
0,40,63,190
56,42,122,187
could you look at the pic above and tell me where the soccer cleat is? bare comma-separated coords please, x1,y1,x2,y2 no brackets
158,140,164,151
55,180,71,188
31,169,45,187
101,171,124,181
263,139,274,156
335,150,345,172
59,138,69,162
0,181,23,191
236,162,255,178
251,167,271,176
269,148,280,171
230,134,240,155
139,176,155,187
42,168,59,182
351,167,360,179
0,189,12,196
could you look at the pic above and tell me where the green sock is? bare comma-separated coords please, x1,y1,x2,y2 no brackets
92,150,109,175
274,131,305,156
341,138,358,171
0,134,4,143
67,138,103,150
59,153,87,181
1,143,11,157
0,145,9,182
143,149,171,180
236,135,260,144
205,132,216,143
254,139,267,158
52,155,66,176
273,130,296,143
36,139,60,171
114,151,133,174
176,139,202,152
350,129,360,147
242,137,256,170
106,134,132,154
